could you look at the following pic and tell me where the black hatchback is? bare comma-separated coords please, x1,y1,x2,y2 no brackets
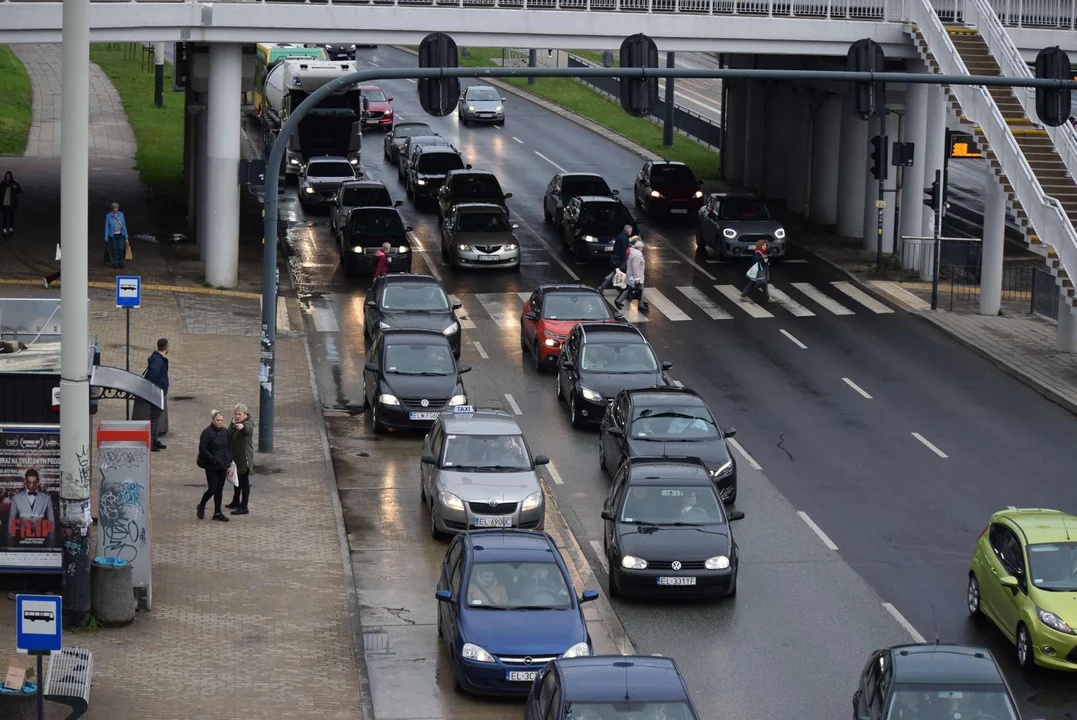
556,323,671,427
560,196,641,263
364,274,464,358
338,206,413,277
633,161,704,220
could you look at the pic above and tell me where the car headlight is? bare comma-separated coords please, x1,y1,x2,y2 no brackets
443,323,459,336
349,158,359,165
303,186,315,194
417,179,427,185
448,394,467,407
621,555,647,570
710,460,733,478
496,106,503,112
561,642,591,659
461,642,495,663
705,555,731,570
289,158,300,165
351,246,365,253
377,393,400,406
397,246,409,254
379,321,391,330
504,242,518,251
521,491,543,512
722,228,737,239
347,44,356,50
580,386,602,402
544,338,560,347
1037,606,1076,635
774,228,786,239
468,105,475,112
439,491,466,512
694,190,704,198
581,235,599,243
650,190,661,198
457,244,471,251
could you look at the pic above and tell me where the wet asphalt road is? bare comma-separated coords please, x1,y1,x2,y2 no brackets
285,46,1077,719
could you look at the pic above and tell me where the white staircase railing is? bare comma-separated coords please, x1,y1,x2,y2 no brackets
909,0,1077,306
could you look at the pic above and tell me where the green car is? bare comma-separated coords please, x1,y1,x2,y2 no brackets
968,508,1077,671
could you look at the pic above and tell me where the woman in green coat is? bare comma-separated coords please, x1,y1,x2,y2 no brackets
225,402,254,515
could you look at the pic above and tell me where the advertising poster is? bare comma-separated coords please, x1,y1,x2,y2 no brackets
0,424,61,572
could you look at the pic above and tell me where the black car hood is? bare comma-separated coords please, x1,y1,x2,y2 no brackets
579,371,663,399
618,523,731,561
416,173,447,184
573,223,631,242
626,437,731,467
651,181,698,200
380,373,461,400
351,231,408,247
379,310,455,333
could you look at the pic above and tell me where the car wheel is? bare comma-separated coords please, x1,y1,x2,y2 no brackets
511,260,521,273
967,573,981,616
533,338,545,374
343,253,358,278
371,404,386,434
406,181,414,199
420,478,426,503
436,607,442,637
543,203,552,223
634,191,641,208
725,569,738,597
724,486,737,505
430,506,446,541
555,210,563,229
569,392,582,428
556,372,564,401
1016,623,1035,670
608,568,623,599
520,329,528,352
441,239,449,260
598,441,606,470
496,119,505,127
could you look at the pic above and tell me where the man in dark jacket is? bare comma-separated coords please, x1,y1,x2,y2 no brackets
145,338,170,451
598,224,634,290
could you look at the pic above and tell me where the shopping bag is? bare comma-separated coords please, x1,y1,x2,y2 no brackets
226,462,239,487
613,269,628,289
55,244,61,262
125,239,133,261
745,262,760,281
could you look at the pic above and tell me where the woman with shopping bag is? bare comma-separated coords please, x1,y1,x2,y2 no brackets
740,239,771,303
225,403,254,516
614,239,649,312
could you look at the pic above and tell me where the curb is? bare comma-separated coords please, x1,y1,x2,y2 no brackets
0,278,261,300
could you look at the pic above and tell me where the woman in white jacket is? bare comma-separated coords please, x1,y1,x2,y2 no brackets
615,239,648,311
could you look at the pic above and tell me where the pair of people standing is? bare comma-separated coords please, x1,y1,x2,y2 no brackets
0,171,21,237
196,404,254,522
598,225,649,312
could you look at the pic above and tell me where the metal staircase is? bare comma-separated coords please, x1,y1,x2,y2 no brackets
906,0,1077,316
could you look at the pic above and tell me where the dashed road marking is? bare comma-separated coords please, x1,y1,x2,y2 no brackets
727,437,761,470
797,511,838,550
473,341,489,359
842,377,873,399
601,290,650,323
589,539,609,573
715,285,774,318
780,329,807,349
512,136,524,144
831,281,894,314
534,151,567,172
641,288,691,321
671,379,684,387
504,393,523,415
547,461,564,485
912,432,948,458
791,282,854,315
883,602,926,643
677,285,732,320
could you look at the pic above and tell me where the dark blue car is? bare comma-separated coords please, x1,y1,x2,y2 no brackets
525,655,700,720
435,529,600,696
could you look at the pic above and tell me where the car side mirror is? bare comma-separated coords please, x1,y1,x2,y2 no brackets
999,575,1019,590
465,164,473,170
421,453,437,465
661,361,673,371
561,361,575,370
362,97,370,112
406,226,414,232
722,427,737,438
458,365,472,374
524,311,539,322
395,200,404,207
728,510,745,521
533,455,549,466
612,311,625,321
435,590,452,602
580,590,599,603
365,300,377,308
452,301,463,310
501,97,507,102
504,192,513,199
364,362,379,372
511,223,520,229
608,427,623,438
600,510,614,521
387,97,394,102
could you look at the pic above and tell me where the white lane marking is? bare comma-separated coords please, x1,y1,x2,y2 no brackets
641,288,691,321
671,379,684,387
831,281,894,314
842,377,873,399
589,539,609,573
417,247,445,285
883,602,926,644
504,393,523,415
715,285,774,318
512,136,524,144
601,289,649,323
406,78,417,84
276,296,291,333
780,329,807,349
768,286,816,317
547,461,564,485
534,151,567,173
521,261,551,267
727,437,761,470
448,295,476,330
791,282,853,316
473,341,489,359
512,215,580,281
476,293,518,329
869,280,932,311
649,235,716,281
912,432,948,458
676,286,732,320
367,61,379,67
797,511,838,551
311,302,339,332
516,291,531,304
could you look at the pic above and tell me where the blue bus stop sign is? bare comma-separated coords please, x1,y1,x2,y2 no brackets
15,594,62,653
116,275,141,309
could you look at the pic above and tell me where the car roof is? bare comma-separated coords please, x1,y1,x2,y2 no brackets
394,121,432,128
557,656,689,703
417,144,458,154
448,168,497,178
454,203,505,214
651,160,688,167
381,273,441,286
576,195,623,204
378,328,451,344
441,409,523,435
626,457,710,482
711,192,763,201
542,285,604,296
307,156,350,164
998,509,1077,543
578,322,645,342
465,84,497,91
626,387,704,404
339,180,387,189
409,135,446,144
890,645,1006,686
463,530,560,562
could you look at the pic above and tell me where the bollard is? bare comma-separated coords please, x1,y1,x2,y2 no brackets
90,557,136,627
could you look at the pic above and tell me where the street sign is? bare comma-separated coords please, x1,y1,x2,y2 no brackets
875,200,887,209
116,276,141,309
15,594,62,653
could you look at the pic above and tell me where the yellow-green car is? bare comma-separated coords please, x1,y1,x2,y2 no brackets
968,508,1077,671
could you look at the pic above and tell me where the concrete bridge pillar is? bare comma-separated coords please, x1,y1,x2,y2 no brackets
810,95,841,226
195,102,209,260
899,64,929,260
785,89,811,216
922,84,947,237
742,76,766,191
203,43,242,288
1058,302,1077,353
724,80,746,185
836,92,868,238
764,83,791,201
979,174,1006,316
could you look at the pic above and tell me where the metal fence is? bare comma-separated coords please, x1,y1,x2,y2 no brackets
1031,266,1061,319
896,238,1038,310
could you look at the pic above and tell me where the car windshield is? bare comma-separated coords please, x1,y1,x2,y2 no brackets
309,162,354,178
651,164,696,186
341,187,391,207
361,88,387,102
886,689,1018,720
383,342,454,376
410,137,446,151
466,561,571,610
1027,541,1077,591
719,199,772,221
453,176,503,198
457,211,510,233
442,434,531,471
467,86,500,102
380,284,450,311
562,176,612,198
630,405,719,441
543,293,612,321
580,342,658,373
579,203,631,230
565,701,695,719
620,486,724,526
350,210,405,238
394,124,432,140
417,154,465,174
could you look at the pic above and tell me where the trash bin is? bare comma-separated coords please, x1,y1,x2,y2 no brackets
0,689,37,720
91,557,135,627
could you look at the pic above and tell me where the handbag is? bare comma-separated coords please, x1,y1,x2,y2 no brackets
746,262,760,281
196,455,207,469
55,244,61,262
613,269,628,289
125,239,133,261
226,462,239,487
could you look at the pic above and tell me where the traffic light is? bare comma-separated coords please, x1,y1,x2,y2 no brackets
418,33,460,118
870,134,888,181
848,38,886,120
1035,46,1072,127
619,34,659,118
891,141,914,167
923,180,939,210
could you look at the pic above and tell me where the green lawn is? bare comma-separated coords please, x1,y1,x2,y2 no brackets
458,48,719,179
0,46,32,155
90,44,184,199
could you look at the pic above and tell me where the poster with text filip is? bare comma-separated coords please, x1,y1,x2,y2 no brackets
0,425,62,572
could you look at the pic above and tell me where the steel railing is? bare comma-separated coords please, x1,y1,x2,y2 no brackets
898,239,1038,309
1031,265,1061,317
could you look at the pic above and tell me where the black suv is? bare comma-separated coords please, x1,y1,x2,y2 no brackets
398,134,450,181
337,206,413,277
560,196,640,262
542,172,618,229
407,145,468,207
383,121,433,165
438,169,512,223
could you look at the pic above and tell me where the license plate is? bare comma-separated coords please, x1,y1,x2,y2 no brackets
657,576,697,586
507,671,538,682
478,255,500,261
603,246,613,252
474,515,512,528
408,412,439,420
670,208,688,214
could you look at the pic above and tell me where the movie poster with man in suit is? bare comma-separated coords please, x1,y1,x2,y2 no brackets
0,425,61,567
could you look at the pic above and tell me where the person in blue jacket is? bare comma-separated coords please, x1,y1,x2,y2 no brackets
105,201,128,269
144,338,169,451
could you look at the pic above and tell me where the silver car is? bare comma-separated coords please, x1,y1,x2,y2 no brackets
299,156,357,209
457,85,506,126
695,192,787,260
420,409,548,538
440,203,521,270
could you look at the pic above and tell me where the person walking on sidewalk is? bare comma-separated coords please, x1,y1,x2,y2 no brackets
105,201,128,269
225,403,254,516
1,171,21,237
144,339,170,451
598,224,633,290
197,410,232,522
740,239,771,303
614,239,649,312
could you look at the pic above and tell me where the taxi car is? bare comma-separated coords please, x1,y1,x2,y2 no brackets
520,285,622,373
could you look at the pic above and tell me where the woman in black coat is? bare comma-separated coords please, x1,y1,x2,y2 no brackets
0,171,21,237
197,409,232,522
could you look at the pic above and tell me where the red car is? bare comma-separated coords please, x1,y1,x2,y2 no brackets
520,285,623,372
360,86,394,130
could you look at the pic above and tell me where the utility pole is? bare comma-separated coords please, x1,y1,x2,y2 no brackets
663,52,675,147
59,0,92,628
154,42,165,107
931,168,944,310
528,50,537,85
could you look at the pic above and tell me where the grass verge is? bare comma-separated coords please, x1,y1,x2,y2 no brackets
458,48,719,179
0,46,32,155
90,44,184,199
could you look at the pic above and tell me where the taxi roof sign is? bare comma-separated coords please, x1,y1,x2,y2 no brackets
452,405,475,414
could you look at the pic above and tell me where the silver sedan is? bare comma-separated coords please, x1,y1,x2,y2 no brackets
440,203,521,270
